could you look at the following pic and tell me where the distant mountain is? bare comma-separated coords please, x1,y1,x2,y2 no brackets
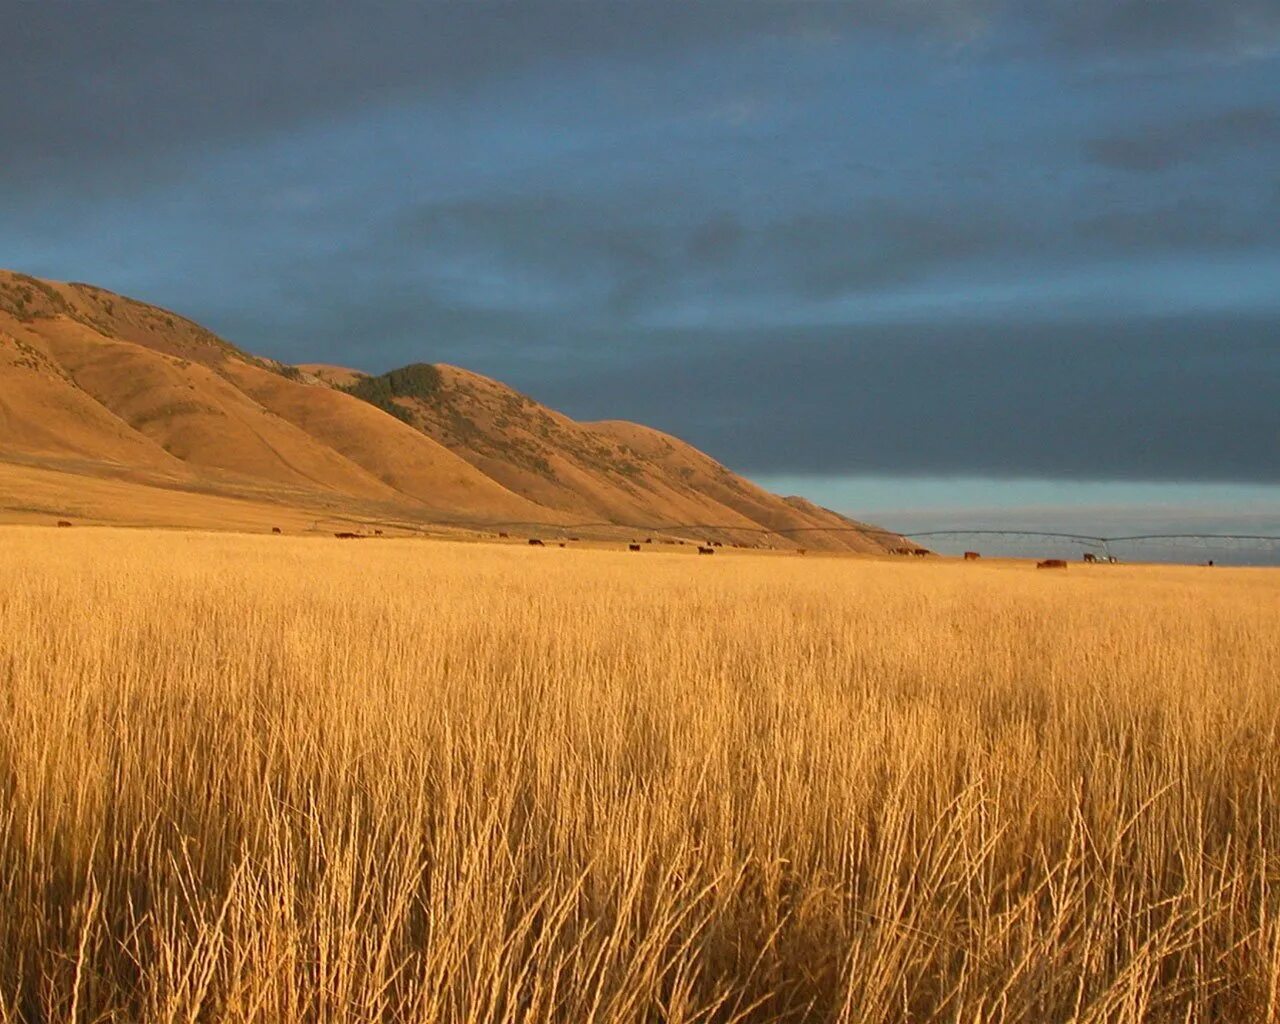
0,269,901,550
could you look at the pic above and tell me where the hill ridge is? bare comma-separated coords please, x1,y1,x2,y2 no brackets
0,269,902,550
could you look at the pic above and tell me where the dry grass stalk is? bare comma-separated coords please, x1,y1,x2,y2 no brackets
0,528,1277,1022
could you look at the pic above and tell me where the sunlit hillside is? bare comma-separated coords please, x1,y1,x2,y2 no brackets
1,529,1277,1023
0,270,896,552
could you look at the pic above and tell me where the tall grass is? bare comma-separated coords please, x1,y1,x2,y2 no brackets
0,527,1277,1023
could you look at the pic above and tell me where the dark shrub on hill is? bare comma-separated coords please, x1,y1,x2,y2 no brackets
341,363,442,423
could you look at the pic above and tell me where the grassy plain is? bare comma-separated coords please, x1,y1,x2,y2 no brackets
0,527,1277,1023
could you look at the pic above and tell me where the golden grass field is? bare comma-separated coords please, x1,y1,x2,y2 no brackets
1,527,1277,1023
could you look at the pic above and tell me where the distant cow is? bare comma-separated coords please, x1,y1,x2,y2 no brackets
374,529,383,536
963,551,980,561
528,538,545,546
1036,559,1068,570
498,531,509,538
334,532,361,539
1082,552,1097,563
271,526,282,534
711,540,723,547
628,544,641,552
912,549,930,557
558,542,566,548
697,546,715,555
55,520,73,528
645,538,653,544
797,549,807,556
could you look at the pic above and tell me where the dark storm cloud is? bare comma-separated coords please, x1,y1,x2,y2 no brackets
687,217,745,266
768,207,1027,298
4,1,1277,191
375,195,1027,318
0,4,690,188
0,0,998,192
393,195,668,288
1041,0,1280,57
1084,106,1280,172
1076,200,1280,251
531,313,1280,483
208,282,561,376
199,177,1276,388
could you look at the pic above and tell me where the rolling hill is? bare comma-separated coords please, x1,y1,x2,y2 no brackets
0,269,901,550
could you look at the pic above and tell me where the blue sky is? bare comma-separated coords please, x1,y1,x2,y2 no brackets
2,3,1278,560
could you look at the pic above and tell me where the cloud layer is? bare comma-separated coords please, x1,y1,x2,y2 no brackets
2,2,1278,487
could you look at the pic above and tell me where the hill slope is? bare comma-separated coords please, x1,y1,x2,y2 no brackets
0,270,900,550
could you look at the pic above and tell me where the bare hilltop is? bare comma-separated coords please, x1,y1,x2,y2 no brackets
0,270,899,549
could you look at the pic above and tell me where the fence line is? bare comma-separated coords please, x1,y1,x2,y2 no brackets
448,519,1280,547
307,512,1280,552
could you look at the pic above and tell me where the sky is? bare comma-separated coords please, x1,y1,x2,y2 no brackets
2,2,1278,561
